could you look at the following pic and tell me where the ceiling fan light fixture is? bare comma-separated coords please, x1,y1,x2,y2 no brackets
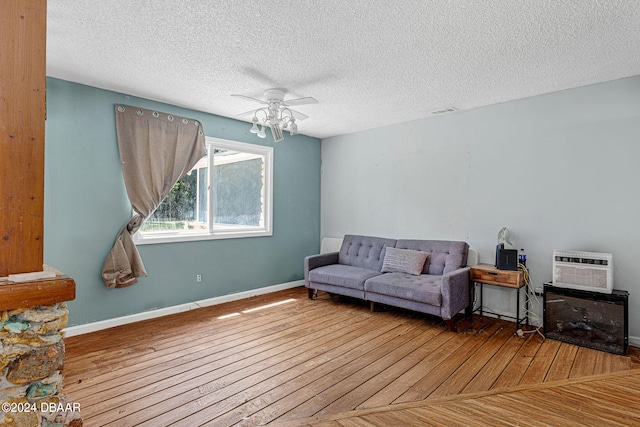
250,116,260,134
270,122,284,143
233,88,316,142
289,121,298,135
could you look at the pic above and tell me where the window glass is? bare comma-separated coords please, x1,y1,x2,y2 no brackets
213,149,264,228
135,138,273,244
142,156,208,234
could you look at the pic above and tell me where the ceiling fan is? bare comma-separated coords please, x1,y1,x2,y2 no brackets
232,88,318,142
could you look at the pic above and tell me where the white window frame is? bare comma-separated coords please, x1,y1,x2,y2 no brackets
134,137,273,245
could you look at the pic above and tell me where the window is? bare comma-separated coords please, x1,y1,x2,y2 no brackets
135,137,273,244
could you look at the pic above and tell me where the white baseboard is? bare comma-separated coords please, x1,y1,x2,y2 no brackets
63,280,304,337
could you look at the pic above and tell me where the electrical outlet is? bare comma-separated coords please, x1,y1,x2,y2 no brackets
196,274,203,282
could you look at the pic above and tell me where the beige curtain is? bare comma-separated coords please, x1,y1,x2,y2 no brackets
102,105,206,288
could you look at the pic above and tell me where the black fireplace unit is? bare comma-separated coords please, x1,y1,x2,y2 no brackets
544,283,628,355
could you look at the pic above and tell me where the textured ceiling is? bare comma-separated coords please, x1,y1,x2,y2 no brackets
46,0,640,139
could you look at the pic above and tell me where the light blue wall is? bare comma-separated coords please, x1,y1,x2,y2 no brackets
321,75,640,339
44,78,321,326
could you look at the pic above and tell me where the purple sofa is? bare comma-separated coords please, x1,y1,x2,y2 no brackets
304,234,470,331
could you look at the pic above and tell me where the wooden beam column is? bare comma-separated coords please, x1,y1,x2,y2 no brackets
0,0,47,276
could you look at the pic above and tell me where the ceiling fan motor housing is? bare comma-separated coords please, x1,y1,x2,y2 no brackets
264,88,286,102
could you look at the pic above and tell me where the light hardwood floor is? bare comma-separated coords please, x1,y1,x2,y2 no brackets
64,287,637,426
275,369,640,427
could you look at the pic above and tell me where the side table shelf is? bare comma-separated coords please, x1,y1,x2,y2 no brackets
469,263,528,330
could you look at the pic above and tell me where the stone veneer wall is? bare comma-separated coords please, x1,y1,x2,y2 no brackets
0,304,81,427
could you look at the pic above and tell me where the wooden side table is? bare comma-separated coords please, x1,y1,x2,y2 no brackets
469,263,527,330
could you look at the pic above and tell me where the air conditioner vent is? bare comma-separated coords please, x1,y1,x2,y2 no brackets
552,249,613,294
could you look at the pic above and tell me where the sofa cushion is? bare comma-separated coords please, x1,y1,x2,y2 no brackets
365,273,442,307
395,239,468,275
309,264,383,290
339,235,397,271
381,247,429,276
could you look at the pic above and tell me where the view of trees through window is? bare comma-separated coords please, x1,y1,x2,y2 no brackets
142,166,206,232
141,147,265,234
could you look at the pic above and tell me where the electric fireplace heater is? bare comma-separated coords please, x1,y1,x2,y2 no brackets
544,284,628,355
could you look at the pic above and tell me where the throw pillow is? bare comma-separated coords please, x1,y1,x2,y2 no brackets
381,247,429,276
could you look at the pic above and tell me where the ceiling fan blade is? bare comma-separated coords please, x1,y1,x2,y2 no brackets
289,109,309,121
231,94,267,105
283,97,318,107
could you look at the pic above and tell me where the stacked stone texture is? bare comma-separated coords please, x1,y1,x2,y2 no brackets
0,304,82,426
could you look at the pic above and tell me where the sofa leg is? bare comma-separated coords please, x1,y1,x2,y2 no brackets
465,305,473,321
445,319,457,332
370,301,375,312
308,288,317,299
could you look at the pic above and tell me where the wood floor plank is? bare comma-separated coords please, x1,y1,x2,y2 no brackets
271,323,430,423
604,378,640,405
68,304,336,397
431,400,523,427
77,307,361,413
592,349,611,375
529,388,636,427
607,350,632,372
178,314,415,426
491,333,544,389
132,314,423,426
392,321,504,404
369,410,449,427
569,346,598,378
91,310,378,425
517,337,561,385
333,419,376,427
227,319,428,426
409,405,489,427
494,394,587,427
461,330,526,393
355,329,458,409
428,324,514,398
314,327,446,416
63,287,638,427
276,371,640,427
545,342,578,381
65,288,307,355
566,381,640,410
67,292,324,380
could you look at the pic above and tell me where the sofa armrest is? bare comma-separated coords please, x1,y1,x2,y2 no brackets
440,267,471,320
304,252,339,287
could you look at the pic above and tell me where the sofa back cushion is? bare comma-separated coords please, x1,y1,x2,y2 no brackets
339,235,397,271
395,239,469,275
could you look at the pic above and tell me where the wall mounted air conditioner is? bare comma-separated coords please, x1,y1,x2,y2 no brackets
552,250,613,294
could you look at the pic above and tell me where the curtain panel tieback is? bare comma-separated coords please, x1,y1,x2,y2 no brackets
102,105,206,288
